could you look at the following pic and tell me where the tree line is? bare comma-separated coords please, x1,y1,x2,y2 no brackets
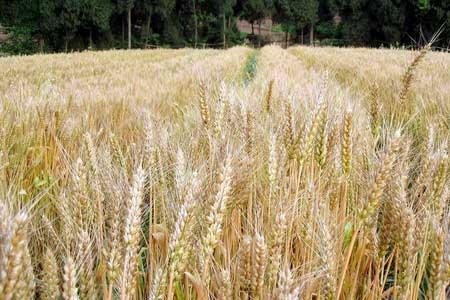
0,0,449,55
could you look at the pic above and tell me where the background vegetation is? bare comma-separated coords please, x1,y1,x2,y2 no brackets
0,0,449,55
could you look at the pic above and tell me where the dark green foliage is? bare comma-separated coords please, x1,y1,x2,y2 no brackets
272,0,318,44
291,0,319,28
338,0,408,46
60,0,82,48
273,0,317,30
242,0,266,31
0,26,37,55
405,0,450,47
81,0,113,33
0,0,448,55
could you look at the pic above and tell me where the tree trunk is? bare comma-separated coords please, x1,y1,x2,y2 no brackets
146,13,151,47
39,38,44,53
127,7,132,49
285,31,288,48
89,29,93,49
193,0,198,48
269,19,272,43
301,27,304,45
251,22,254,35
122,15,125,48
64,38,68,52
258,21,262,47
310,23,314,46
223,13,226,49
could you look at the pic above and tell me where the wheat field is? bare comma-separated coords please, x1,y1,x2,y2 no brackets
0,45,448,300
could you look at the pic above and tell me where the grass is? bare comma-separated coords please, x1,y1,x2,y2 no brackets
0,45,448,300
243,50,259,85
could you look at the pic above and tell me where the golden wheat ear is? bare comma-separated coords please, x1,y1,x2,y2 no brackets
237,235,253,296
0,212,32,300
427,221,445,300
198,81,210,128
41,248,61,300
398,45,429,105
120,166,146,299
359,132,402,228
251,233,268,298
216,268,232,300
398,26,443,106
264,80,274,113
369,84,381,138
62,255,78,300
341,109,352,176
201,155,233,285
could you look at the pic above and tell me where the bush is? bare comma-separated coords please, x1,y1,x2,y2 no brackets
316,21,342,40
0,26,37,55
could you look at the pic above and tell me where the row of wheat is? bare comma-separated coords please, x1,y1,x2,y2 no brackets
0,45,448,299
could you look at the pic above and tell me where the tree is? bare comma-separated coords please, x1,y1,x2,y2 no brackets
290,0,319,44
61,0,82,51
274,0,318,46
172,0,199,46
193,0,198,46
117,0,134,48
1,0,449,54
154,0,180,45
242,0,266,34
273,0,294,46
198,0,238,48
80,0,113,48
135,0,153,45
335,0,408,46
404,0,450,47
39,0,62,49
336,0,371,45
218,0,237,47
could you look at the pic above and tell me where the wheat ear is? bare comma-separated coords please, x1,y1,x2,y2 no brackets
0,212,29,300
62,255,79,300
341,110,352,175
399,44,430,105
120,166,146,300
264,80,274,113
359,132,402,228
252,233,268,297
201,155,233,284
199,81,210,128
41,248,61,300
